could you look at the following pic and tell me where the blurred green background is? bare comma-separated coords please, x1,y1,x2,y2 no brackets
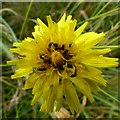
1,1,120,119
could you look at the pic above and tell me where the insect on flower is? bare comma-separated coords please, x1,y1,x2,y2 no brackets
7,13,118,114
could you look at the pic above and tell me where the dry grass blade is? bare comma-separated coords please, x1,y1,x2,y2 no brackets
54,107,73,119
7,67,26,111
75,96,87,118
0,23,9,33
0,8,19,17
7,79,25,112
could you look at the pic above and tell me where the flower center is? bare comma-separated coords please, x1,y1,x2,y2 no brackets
38,42,77,77
51,51,63,66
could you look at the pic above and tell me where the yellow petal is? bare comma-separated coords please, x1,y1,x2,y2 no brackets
47,85,57,112
23,72,40,90
66,15,72,23
75,32,105,49
84,33,105,49
52,72,59,85
11,67,33,79
13,42,22,47
47,15,53,28
32,75,45,94
7,58,38,68
79,48,111,58
57,13,66,27
75,21,88,37
69,20,77,32
82,56,118,68
84,65,102,75
37,18,48,30
70,77,95,103
85,79,100,94
64,79,80,113
93,48,111,54
66,20,77,43
31,88,43,105
10,48,23,54
7,60,17,65
77,65,107,86
56,81,63,111
40,86,52,112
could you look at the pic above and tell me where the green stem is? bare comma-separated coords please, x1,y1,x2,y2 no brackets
19,0,33,40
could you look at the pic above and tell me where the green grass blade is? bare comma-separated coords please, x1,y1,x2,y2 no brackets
91,2,103,17
0,64,12,67
93,95,118,110
19,0,33,40
78,8,120,25
82,110,89,118
95,0,111,16
15,105,19,118
93,45,119,49
100,89,120,103
0,16,17,42
0,41,14,60
106,37,119,45
1,79,16,88
69,2,81,15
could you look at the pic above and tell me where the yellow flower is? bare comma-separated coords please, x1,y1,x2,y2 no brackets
7,13,118,114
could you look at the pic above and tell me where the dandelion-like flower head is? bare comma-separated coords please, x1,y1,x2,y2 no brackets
7,13,118,113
